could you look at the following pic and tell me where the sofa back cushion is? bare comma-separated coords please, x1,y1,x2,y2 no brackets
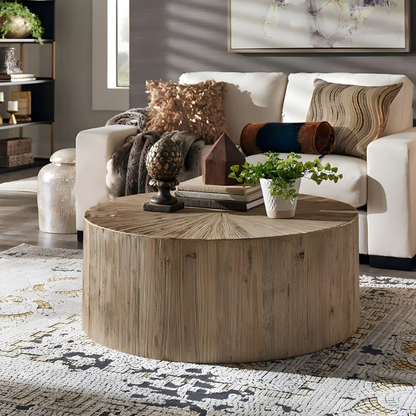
283,73,414,136
179,72,288,145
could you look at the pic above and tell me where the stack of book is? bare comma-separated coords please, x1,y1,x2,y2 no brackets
175,176,263,211
0,73,36,82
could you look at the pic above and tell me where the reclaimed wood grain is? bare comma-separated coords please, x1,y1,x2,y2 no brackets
83,193,359,363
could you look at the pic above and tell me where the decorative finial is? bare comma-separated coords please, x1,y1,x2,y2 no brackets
143,137,185,213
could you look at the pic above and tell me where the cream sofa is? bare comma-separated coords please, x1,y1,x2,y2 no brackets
76,72,416,270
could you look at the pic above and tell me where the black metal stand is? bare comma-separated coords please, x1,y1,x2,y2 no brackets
143,185,184,213
143,200,184,213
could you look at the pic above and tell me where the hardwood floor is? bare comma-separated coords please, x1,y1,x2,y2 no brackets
0,168,415,279
0,167,82,252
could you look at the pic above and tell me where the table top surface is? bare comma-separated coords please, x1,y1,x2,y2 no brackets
84,193,357,241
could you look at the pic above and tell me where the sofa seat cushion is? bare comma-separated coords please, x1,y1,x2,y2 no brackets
283,73,414,136
245,153,367,208
179,72,288,146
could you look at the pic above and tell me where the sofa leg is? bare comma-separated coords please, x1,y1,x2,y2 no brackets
360,254,416,271
77,231,83,243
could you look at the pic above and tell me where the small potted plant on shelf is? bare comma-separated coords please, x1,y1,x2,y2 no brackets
229,152,343,219
0,0,44,43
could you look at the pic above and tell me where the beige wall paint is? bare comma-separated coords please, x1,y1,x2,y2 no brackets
26,0,116,157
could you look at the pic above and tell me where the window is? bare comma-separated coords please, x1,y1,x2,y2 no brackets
117,0,130,87
92,0,129,111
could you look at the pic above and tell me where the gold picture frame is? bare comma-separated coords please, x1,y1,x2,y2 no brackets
11,91,32,122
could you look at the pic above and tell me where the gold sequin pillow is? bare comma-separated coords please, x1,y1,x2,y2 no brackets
306,79,403,159
146,79,228,144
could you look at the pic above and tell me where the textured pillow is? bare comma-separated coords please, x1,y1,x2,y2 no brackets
146,79,228,144
306,79,403,159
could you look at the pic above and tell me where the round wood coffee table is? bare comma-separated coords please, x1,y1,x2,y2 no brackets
83,194,359,363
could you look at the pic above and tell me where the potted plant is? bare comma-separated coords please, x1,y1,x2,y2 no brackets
229,152,343,219
0,1,44,43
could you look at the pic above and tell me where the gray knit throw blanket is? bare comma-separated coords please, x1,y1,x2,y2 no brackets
107,107,205,196
109,129,205,197
106,107,150,129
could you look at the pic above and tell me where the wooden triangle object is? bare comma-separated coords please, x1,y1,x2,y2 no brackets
202,133,245,185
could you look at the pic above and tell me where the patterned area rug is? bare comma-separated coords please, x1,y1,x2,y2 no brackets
0,176,37,193
0,244,416,416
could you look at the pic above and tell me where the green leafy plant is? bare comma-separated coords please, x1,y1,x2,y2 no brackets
0,0,44,43
229,152,343,202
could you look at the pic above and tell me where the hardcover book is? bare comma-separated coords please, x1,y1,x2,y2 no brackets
175,189,263,202
177,176,260,196
0,73,35,80
177,196,264,212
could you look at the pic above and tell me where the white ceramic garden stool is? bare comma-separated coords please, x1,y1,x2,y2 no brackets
37,148,76,234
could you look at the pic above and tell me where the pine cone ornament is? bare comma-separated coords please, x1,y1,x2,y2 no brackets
146,137,183,188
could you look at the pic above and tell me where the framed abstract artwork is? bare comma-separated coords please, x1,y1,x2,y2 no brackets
228,0,410,53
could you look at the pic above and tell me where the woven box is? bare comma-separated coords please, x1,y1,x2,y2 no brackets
0,152,34,167
0,137,32,156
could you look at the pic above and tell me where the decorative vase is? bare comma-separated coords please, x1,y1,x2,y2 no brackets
0,15,31,39
260,178,301,219
0,47,22,74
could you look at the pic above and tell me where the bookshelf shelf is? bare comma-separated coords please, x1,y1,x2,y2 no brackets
0,39,54,44
0,120,53,131
0,78,54,87
0,0,55,173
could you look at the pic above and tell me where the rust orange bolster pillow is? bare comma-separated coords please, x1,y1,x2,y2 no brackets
240,122,336,156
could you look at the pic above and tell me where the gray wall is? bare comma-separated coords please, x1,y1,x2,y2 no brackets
54,0,115,152
26,0,115,156
130,0,416,116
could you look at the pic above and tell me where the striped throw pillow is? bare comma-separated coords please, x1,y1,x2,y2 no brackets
306,79,403,159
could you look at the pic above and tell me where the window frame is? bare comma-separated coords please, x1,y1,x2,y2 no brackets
92,0,129,111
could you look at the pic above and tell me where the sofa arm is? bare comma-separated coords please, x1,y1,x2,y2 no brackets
75,125,138,231
367,127,416,258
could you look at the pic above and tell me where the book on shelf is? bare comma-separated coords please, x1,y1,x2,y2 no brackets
177,196,264,212
8,78,36,82
175,189,263,202
0,73,35,80
177,175,260,196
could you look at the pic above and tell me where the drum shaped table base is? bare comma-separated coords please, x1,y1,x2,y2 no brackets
83,194,359,363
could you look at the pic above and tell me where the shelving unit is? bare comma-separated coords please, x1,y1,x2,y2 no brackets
0,0,55,174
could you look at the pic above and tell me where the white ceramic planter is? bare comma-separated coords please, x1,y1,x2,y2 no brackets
260,178,301,219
